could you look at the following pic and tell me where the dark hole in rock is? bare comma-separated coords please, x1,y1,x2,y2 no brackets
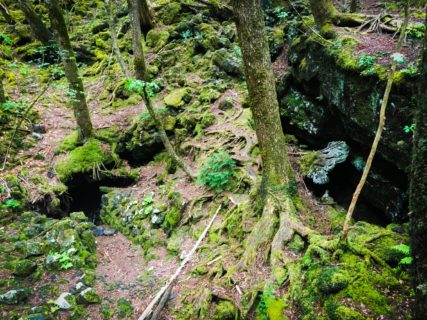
305,161,391,227
64,175,136,224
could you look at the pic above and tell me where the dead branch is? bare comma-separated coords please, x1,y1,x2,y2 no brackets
138,204,222,320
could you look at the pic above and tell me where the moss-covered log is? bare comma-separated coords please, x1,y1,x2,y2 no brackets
409,10,427,319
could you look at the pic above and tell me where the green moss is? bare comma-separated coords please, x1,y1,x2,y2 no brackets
267,298,287,320
212,300,238,320
199,87,221,103
117,297,133,318
164,88,191,108
56,131,79,154
297,151,319,176
146,29,170,51
55,138,117,182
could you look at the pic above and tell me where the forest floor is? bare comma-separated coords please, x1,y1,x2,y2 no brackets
0,0,420,319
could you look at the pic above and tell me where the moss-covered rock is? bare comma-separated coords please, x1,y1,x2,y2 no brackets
55,138,118,183
164,88,191,108
211,300,238,320
146,29,170,51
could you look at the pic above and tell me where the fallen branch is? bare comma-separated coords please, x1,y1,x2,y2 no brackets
138,204,222,320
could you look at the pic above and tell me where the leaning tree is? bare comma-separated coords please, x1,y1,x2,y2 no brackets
18,0,54,46
45,0,93,143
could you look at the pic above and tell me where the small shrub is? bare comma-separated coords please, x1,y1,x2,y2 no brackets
198,151,236,193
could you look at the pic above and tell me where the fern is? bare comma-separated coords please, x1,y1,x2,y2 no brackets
198,151,236,193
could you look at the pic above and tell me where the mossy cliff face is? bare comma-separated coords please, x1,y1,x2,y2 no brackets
279,29,416,221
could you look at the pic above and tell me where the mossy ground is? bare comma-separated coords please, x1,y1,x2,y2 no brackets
0,0,420,319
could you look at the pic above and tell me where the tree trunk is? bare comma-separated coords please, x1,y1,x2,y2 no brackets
232,0,293,193
0,1,14,25
129,0,194,179
129,0,146,80
137,0,153,35
309,0,363,32
46,0,93,143
18,0,54,46
409,9,427,319
0,71,6,104
232,0,297,268
309,0,338,28
105,0,130,77
127,0,153,36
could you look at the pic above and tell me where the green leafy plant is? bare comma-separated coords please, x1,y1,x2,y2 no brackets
392,244,413,267
273,7,289,22
404,123,416,134
407,22,426,39
198,151,237,193
391,52,406,65
357,54,376,68
1,198,21,208
182,29,193,40
125,79,160,97
48,252,74,270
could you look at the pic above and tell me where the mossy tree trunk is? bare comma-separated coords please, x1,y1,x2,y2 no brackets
409,9,427,319
105,0,129,77
309,0,363,33
18,0,54,46
232,0,293,192
0,1,14,25
127,0,153,36
46,0,93,143
129,0,146,79
137,0,153,35
232,0,299,268
0,71,5,104
129,0,194,179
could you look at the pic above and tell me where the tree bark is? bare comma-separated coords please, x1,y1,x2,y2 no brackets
232,0,293,193
46,0,93,143
0,1,14,25
410,8,427,319
127,0,153,36
129,0,146,80
309,0,363,32
105,0,130,77
137,0,153,35
0,71,6,104
19,0,54,46
129,0,194,179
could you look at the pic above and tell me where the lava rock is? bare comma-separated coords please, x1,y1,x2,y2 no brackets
10,259,37,277
0,288,32,305
70,282,87,295
92,226,117,236
31,124,47,134
219,98,234,111
77,287,101,305
55,292,74,310
32,133,44,140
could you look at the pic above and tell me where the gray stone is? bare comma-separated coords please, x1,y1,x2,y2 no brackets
307,141,350,184
55,292,73,310
0,288,31,305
